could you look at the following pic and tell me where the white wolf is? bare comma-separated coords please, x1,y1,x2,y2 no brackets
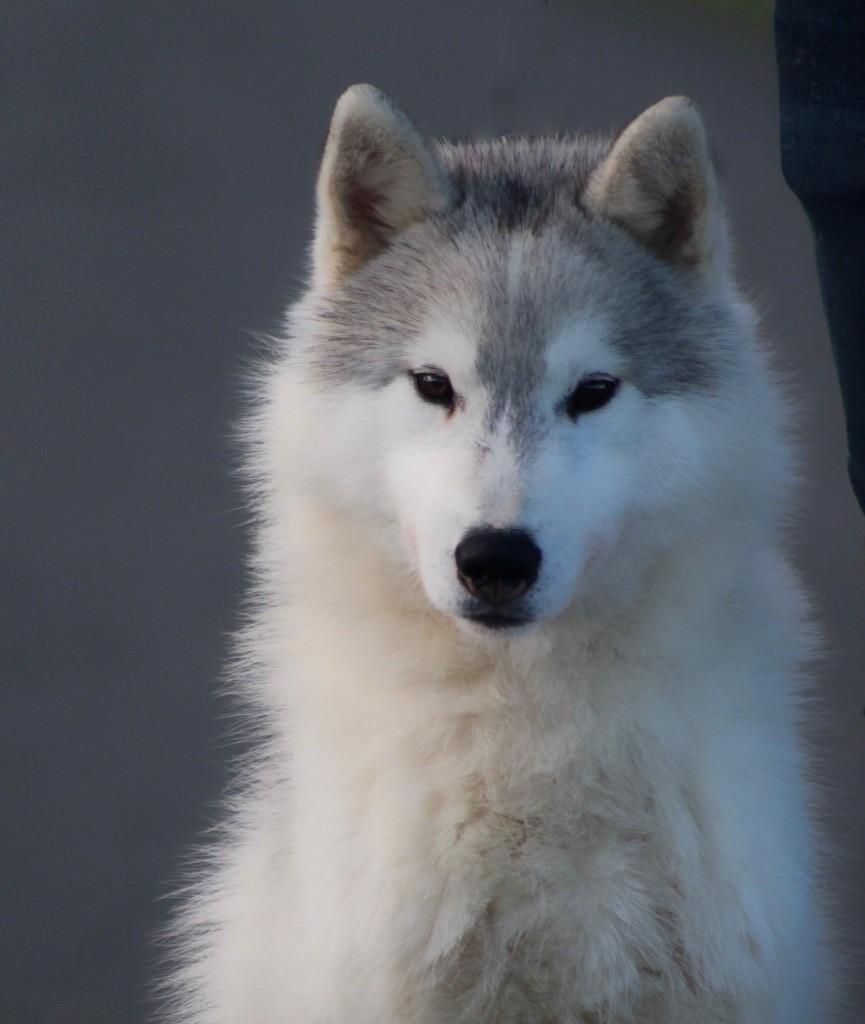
164,86,834,1023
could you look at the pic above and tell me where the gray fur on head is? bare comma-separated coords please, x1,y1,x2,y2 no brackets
302,88,736,400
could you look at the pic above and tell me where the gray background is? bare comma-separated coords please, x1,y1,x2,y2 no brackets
3,2,863,1021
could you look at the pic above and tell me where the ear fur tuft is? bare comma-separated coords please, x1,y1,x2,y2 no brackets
313,85,451,288
585,97,729,291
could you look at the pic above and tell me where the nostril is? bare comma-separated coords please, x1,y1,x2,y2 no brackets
455,528,542,605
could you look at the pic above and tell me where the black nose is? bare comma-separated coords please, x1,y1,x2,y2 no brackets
455,528,542,605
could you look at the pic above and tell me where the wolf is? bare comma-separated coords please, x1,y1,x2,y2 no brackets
163,85,834,1023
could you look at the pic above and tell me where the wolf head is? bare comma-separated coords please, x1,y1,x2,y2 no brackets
267,86,785,634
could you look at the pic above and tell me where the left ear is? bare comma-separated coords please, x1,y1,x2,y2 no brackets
584,97,729,292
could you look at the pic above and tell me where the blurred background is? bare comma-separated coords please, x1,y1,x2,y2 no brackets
3,1,863,1020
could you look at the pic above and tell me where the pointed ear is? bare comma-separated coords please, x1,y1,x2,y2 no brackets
584,97,729,291
313,84,452,288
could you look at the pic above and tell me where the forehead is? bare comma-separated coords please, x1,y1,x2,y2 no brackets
305,217,726,399
406,229,615,401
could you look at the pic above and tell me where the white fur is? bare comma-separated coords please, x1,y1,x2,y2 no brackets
163,93,834,1024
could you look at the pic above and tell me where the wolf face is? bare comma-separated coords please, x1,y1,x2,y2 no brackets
278,86,770,632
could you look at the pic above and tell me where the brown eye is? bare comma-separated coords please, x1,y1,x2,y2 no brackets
411,370,455,408
565,375,620,419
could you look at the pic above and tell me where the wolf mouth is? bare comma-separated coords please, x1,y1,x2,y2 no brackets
461,609,534,630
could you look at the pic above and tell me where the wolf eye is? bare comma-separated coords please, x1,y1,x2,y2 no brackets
565,375,620,419
410,370,455,408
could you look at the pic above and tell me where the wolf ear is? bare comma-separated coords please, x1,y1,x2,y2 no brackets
584,97,729,291
313,84,452,288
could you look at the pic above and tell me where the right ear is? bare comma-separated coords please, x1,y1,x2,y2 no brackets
312,85,452,289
